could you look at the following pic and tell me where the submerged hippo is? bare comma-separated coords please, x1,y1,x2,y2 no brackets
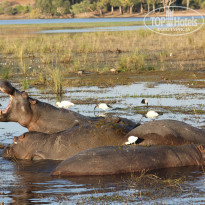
3,120,129,160
51,144,205,176
122,120,205,146
0,80,136,134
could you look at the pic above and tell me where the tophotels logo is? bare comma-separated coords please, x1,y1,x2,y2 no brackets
144,6,204,36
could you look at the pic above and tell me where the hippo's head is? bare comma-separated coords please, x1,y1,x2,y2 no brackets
0,80,36,126
3,134,31,159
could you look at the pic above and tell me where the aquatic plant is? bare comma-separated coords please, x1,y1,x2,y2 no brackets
21,78,30,90
118,49,145,71
0,67,10,79
49,67,63,94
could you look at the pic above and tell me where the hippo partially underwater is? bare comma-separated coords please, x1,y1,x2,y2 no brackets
0,80,136,134
51,144,205,176
1,80,205,177
3,119,205,161
3,120,128,160
122,120,205,146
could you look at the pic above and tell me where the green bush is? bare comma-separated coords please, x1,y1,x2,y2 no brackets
30,8,41,18
71,0,93,14
15,5,32,14
5,7,17,15
0,5,4,14
36,0,70,15
118,50,145,72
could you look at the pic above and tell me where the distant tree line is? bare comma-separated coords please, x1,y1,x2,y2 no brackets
0,1,32,15
0,0,204,17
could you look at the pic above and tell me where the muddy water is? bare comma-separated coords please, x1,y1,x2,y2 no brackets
0,81,205,204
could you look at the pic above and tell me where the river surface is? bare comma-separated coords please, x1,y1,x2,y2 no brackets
0,16,203,25
0,15,205,204
0,16,204,34
0,81,205,204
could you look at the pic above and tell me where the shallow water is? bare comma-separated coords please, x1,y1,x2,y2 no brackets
0,81,205,204
0,16,202,25
0,16,203,34
37,25,147,34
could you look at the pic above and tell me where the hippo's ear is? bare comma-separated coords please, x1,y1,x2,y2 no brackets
13,136,18,144
19,134,25,141
197,145,205,153
29,99,36,105
22,91,29,98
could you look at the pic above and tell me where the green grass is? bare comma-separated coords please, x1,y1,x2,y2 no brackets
0,22,205,92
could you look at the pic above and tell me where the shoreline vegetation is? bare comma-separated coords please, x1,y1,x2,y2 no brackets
0,21,204,93
0,9,205,20
0,0,205,20
0,1,205,94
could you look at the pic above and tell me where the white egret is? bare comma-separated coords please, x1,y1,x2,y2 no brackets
145,110,159,119
110,68,118,74
56,101,74,109
140,99,162,120
94,103,112,111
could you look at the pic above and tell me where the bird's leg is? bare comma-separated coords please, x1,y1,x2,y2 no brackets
137,116,144,124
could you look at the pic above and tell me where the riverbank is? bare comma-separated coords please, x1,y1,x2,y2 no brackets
0,25,205,91
0,9,205,20
0,12,204,93
75,9,205,19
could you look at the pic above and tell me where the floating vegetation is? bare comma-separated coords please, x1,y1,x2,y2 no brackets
78,173,187,204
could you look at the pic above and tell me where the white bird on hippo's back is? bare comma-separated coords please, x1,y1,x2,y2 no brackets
56,100,75,109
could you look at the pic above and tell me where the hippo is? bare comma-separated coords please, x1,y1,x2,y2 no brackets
51,144,205,176
0,80,136,134
122,120,205,146
3,120,129,160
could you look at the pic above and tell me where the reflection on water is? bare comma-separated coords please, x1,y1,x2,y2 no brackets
37,25,147,34
0,81,205,203
1,154,205,204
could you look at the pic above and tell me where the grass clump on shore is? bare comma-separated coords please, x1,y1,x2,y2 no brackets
0,22,205,92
